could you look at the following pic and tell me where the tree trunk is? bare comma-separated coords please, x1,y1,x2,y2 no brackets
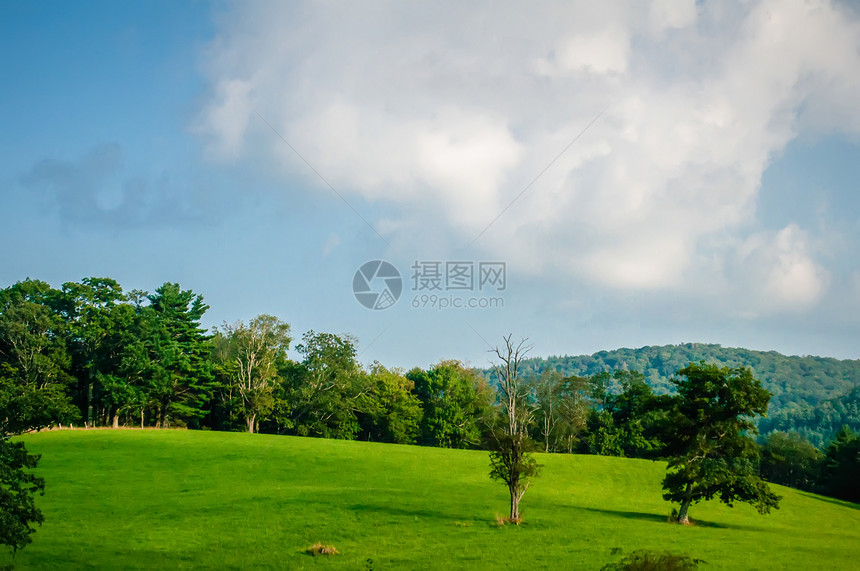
158,402,168,429
677,482,694,524
87,379,94,427
509,481,520,521
140,409,144,429
112,413,119,429
247,414,256,434
544,417,550,453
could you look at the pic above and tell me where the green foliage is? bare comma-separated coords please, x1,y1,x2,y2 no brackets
583,371,669,458
514,343,860,425
818,425,860,502
759,386,860,448
407,361,493,449
487,335,540,522
0,439,44,553
661,363,781,523
601,549,703,570
0,281,81,555
759,431,822,491
55,277,130,426
357,363,422,444
0,281,77,426
285,331,363,439
487,430,540,519
214,315,291,433
140,283,215,428
0,367,78,437
531,371,588,453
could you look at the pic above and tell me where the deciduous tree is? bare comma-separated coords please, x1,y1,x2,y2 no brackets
0,280,79,554
357,363,422,444
661,363,781,524
218,315,291,433
407,360,493,449
287,331,363,439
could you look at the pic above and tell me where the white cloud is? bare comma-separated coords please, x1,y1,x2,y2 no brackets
196,0,860,312
536,26,631,76
195,78,254,159
649,0,697,33
735,224,830,311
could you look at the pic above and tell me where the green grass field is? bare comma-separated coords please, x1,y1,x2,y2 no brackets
3,430,858,570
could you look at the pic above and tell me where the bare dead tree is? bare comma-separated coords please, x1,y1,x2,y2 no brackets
488,334,540,522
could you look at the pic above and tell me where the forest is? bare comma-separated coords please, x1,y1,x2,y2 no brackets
515,344,860,446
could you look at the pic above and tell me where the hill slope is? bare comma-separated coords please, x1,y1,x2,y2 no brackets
514,343,860,412
3,430,858,570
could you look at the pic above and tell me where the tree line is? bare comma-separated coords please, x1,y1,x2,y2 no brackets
2,277,857,551
0,278,499,441
517,343,860,437
523,366,858,504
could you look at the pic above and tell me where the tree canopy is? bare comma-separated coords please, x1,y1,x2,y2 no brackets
660,363,781,524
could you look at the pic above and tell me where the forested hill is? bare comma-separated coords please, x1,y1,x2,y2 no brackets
515,343,860,414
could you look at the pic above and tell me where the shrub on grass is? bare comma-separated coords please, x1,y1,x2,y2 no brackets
601,549,703,570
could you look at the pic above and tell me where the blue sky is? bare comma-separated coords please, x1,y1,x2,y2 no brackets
2,0,859,369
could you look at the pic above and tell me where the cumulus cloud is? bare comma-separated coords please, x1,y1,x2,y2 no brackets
736,224,830,313
195,78,255,160
196,0,860,309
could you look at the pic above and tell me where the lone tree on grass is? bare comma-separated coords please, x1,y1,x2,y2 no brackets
662,363,781,524
488,335,540,523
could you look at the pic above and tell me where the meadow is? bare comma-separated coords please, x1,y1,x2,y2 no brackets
3,430,858,570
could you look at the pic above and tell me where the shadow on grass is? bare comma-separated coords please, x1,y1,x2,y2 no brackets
797,491,859,511
577,507,666,524
350,503,480,524
574,506,764,531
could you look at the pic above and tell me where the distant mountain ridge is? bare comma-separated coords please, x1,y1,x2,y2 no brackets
513,343,860,415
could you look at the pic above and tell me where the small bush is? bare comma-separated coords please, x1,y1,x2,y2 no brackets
305,542,340,556
601,549,704,570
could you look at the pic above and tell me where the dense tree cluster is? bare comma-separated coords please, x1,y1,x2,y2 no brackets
516,344,860,436
758,386,860,448
756,425,860,503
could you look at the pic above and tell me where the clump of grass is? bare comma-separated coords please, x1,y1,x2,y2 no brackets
667,508,696,526
454,521,472,527
601,549,704,570
305,542,339,556
493,514,523,526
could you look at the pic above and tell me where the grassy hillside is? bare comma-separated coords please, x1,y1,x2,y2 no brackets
3,430,858,570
